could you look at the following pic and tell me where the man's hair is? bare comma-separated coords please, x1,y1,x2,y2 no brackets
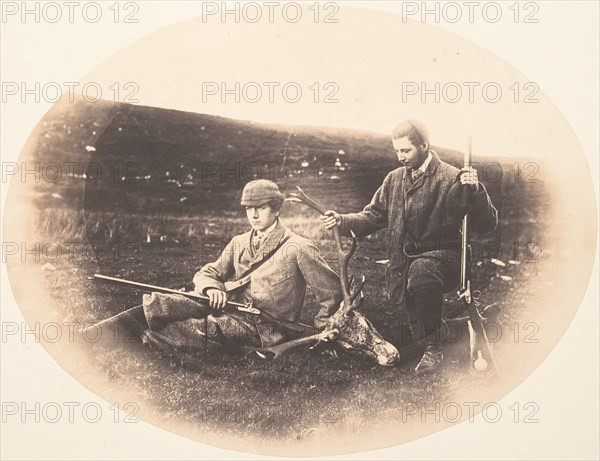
391,120,430,149
266,196,285,212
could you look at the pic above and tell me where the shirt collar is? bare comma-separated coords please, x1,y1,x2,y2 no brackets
256,219,278,238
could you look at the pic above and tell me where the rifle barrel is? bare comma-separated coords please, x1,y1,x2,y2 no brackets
464,137,472,168
460,217,469,292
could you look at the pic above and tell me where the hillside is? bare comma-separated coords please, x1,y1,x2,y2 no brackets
24,96,541,220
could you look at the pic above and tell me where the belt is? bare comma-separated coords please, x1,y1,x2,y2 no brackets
402,240,461,257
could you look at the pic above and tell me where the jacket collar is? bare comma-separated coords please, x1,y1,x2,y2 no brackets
417,150,434,174
423,149,440,177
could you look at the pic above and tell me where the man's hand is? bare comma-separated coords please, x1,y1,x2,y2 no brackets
320,210,342,230
459,167,480,192
205,288,227,310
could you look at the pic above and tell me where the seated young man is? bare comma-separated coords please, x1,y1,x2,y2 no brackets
140,179,343,351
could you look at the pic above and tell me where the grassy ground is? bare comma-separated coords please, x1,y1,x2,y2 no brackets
28,198,552,453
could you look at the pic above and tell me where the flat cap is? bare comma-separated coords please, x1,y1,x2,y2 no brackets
240,180,283,206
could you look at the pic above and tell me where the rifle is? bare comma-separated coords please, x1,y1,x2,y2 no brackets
88,274,316,340
458,139,497,373
83,274,262,337
92,274,260,314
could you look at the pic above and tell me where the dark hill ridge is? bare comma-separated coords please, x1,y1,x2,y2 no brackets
27,96,537,215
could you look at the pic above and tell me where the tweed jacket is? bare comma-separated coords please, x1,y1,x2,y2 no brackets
340,151,498,308
193,221,343,329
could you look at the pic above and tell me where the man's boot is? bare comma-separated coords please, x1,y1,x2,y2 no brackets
411,289,444,374
414,340,443,374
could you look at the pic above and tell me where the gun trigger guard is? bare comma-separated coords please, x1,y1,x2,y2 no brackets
238,301,260,315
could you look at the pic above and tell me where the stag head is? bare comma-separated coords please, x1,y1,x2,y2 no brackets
287,187,400,366
321,299,400,366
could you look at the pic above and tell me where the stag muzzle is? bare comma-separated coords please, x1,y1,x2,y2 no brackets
373,341,401,366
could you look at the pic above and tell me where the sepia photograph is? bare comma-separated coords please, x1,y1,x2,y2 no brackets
1,1,598,459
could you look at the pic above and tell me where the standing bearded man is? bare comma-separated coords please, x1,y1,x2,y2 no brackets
321,120,498,374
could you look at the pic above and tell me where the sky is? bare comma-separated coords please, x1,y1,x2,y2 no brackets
81,4,580,159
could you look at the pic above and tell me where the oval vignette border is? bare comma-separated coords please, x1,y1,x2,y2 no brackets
2,3,598,458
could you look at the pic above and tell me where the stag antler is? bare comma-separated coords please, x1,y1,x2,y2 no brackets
287,186,364,313
244,328,339,360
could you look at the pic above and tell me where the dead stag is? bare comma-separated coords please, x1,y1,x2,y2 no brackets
251,187,400,366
